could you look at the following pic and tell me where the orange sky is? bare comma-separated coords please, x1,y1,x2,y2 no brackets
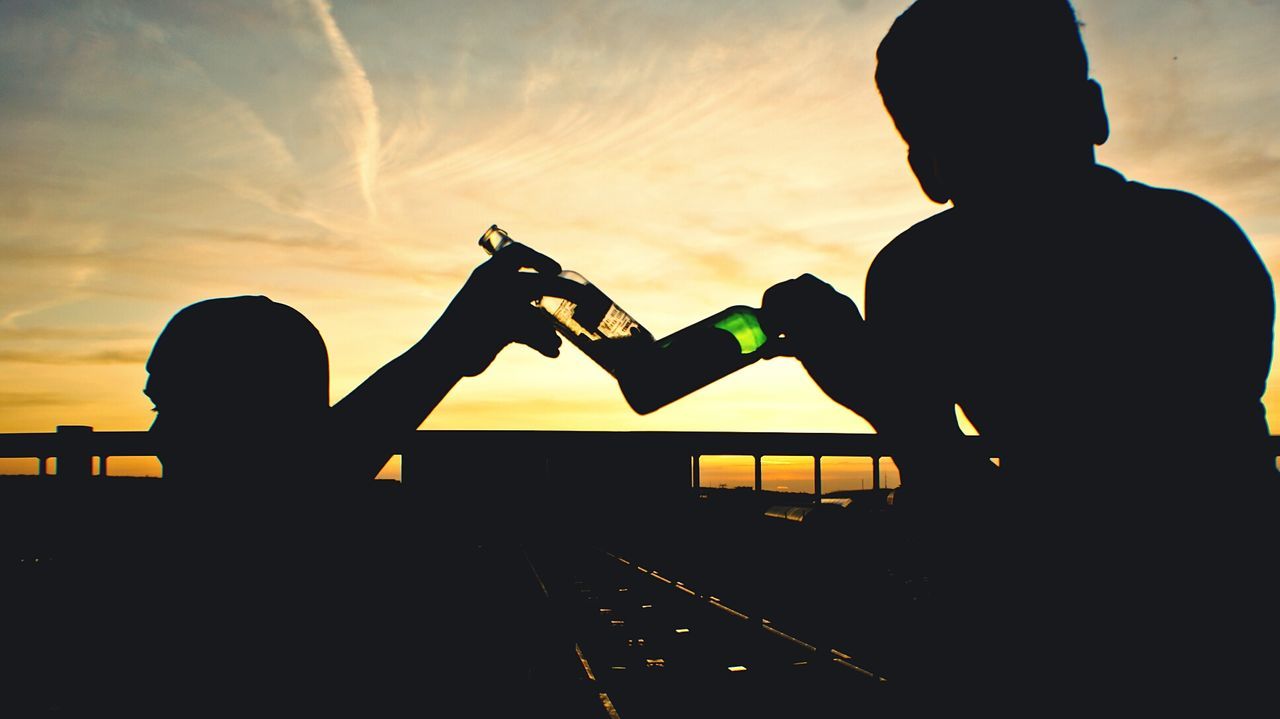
2,1,1278,480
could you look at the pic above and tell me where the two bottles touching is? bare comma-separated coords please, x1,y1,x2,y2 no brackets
478,225,775,414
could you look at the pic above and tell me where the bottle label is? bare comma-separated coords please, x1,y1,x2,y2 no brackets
546,299,599,340
598,305,643,340
544,298,645,343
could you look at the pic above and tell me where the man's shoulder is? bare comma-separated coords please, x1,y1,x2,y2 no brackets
1103,166,1249,241
869,207,959,280
1115,170,1267,282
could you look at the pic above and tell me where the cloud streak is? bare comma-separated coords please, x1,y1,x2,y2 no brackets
0,391,77,408
0,349,150,366
308,0,382,219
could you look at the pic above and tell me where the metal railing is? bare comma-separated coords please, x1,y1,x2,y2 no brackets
404,430,961,496
0,426,976,499
5,426,1280,500
0,425,156,479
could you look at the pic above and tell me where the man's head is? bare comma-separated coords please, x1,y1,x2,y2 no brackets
144,296,329,484
875,0,1109,205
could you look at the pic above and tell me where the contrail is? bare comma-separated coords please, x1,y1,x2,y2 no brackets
309,0,381,218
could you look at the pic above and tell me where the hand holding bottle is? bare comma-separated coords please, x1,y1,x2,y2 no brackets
761,273,871,413
434,241,592,377
479,225,654,375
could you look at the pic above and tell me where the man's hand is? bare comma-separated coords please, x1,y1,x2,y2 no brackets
330,241,593,481
433,242,587,377
761,273,872,415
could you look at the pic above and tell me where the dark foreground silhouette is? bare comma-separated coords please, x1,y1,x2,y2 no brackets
10,1,1279,715
760,0,1278,711
9,245,599,715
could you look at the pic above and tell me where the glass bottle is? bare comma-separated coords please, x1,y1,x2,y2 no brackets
478,225,654,375
616,305,774,414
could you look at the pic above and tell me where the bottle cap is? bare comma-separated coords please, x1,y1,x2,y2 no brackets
478,225,513,255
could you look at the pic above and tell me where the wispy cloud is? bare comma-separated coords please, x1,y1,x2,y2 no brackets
307,0,382,220
0,349,150,366
0,391,77,408
0,325,151,342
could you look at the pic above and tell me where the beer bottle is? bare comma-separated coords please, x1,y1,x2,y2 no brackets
478,225,653,374
617,305,774,415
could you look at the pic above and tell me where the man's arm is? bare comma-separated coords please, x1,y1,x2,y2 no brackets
762,272,996,500
326,243,586,483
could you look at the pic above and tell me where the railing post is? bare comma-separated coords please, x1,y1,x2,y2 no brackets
97,455,109,477
38,457,49,477
400,432,425,484
754,455,762,492
813,455,822,501
872,455,881,490
56,425,93,480
692,454,701,490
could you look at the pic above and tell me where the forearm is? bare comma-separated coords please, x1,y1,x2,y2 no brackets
763,272,1000,495
317,240,578,483
808,356,997,496
328,325,466,482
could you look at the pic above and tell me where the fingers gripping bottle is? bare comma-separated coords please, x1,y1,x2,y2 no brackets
478,225,654,375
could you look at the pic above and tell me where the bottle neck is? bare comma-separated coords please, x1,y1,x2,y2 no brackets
478,225,514,255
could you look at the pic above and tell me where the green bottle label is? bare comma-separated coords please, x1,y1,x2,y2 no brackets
714,311,768,354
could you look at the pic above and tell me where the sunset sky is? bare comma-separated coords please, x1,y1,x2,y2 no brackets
2,0,1278,479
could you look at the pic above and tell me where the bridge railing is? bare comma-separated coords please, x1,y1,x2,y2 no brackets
5,426,1279,500
0,427,979,500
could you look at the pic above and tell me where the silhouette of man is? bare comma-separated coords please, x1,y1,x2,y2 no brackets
131,242,581,713
761,0,1276,710
144,241,575,490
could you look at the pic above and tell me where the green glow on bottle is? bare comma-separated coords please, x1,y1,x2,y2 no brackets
714,311,768,354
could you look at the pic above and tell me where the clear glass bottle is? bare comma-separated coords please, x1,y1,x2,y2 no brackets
478,225,653,375
616,305,774,414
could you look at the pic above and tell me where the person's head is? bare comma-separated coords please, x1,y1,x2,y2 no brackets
875,0,1110,206
144,296,329,485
